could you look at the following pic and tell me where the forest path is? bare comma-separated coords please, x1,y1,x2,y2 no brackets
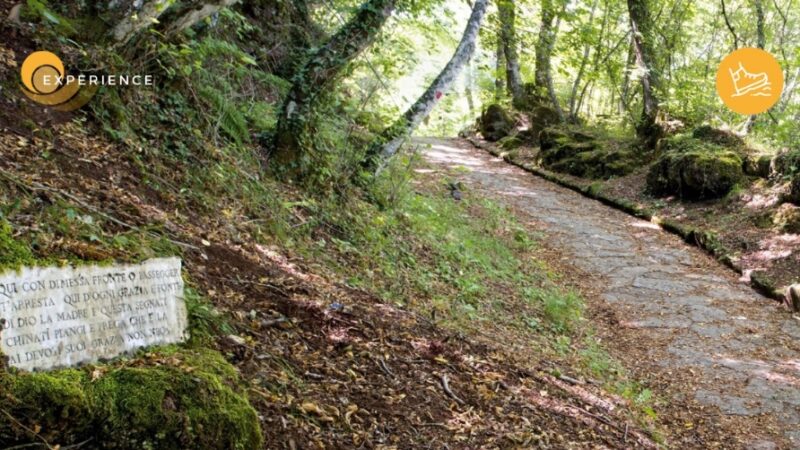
417,137,800,449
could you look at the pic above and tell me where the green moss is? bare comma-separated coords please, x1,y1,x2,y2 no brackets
498,135,523,150
773,206,800,233
0,369,92,444
691,125,745,149
775,149,800,177
743,154,773,178
537,126,640,179
0,220,36,270
647,136,744,199
0,349,262,449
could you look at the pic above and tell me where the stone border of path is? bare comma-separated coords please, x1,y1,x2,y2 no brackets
465,136,789,306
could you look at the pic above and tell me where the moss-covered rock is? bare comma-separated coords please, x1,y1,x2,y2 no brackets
0,348,262,449
774,204,800,233
548,148,639,179
775,149,800,177
525,105,561,143
647,136,743,199
539,127,570,151
498,135,523,151
691,125,745,149
0,369,93,444
480,104,513,142
537,127,639,179
743,154,773,178
789,174,800,205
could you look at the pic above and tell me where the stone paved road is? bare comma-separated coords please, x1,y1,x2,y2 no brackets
419,137,800,449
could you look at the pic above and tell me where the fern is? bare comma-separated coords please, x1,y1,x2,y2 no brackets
198,86,250,145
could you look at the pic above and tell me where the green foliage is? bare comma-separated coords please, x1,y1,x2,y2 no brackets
530,288,584,333
24,0,78,35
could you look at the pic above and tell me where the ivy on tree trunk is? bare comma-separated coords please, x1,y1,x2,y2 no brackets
271,0,397,171
626,0,661,144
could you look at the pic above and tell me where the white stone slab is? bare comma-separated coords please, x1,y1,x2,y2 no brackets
0,257,188,371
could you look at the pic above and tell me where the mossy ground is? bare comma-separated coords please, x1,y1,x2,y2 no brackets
1,348,262,449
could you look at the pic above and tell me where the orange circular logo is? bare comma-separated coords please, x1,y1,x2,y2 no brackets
19,51,96,111
716,48,783,115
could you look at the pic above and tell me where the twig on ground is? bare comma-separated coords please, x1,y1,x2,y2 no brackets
377,356,394,378
440,374,465,405
1,408,56,450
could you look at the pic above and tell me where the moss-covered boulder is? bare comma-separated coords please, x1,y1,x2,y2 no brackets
498,135,523,151
525,105,561,143
647,136,743,199
789,174,800,205
774,204,800,233
743,154,773,178
0,348,262,449
692,125,745,149
775,149,800,177
537,127,639,179
480,104,513,142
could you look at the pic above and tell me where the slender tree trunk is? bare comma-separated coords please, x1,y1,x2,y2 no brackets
534,0,556,101
535,0,565,119
495,39,506,100
272,0,397,168
465,58,476,115
364,0,490,168
742,0,765,134
720,0,740,50
568,0,600,120
620,36,634,113
497,0,523,106
626,0,661,144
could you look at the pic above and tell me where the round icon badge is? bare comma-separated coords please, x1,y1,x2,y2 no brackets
716,48,783,115
19,51,97,111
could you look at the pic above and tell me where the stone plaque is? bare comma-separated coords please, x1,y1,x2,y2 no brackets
0,257,188,371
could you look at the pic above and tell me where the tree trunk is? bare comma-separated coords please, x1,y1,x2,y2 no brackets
497,0,523,107
465,58,476,115
535,0,565,119
568,0,600,120
534,0,555,101
109,1,241,44
364,0,489,168
495,39,506,100
720,0,740,50
111,0,172,44
620,36,634,113
271,0,397,168
742,0,765,134
626,0,660,144
163,0,241,36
